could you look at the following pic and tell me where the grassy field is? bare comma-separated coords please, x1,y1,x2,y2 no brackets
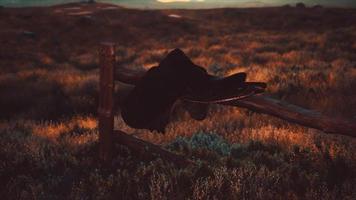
0,3,356,199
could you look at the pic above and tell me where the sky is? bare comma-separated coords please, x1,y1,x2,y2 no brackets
1,0,355,8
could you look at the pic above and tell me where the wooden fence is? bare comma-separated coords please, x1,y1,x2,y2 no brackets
98,43,356,165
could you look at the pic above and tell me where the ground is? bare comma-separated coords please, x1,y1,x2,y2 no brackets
0,3,356,199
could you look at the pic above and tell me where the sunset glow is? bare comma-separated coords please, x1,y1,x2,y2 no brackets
157,0,205,2
1,0,355,8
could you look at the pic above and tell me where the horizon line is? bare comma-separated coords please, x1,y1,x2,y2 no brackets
1,1,356,9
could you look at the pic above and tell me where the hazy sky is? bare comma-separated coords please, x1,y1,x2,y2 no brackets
1,0,356,8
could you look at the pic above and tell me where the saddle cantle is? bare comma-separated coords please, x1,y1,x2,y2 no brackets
121,49,266,132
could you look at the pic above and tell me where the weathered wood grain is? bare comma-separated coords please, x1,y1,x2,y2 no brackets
222,95,356,137
98,43,116,162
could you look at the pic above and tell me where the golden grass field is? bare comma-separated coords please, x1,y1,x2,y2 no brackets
0,3,356,199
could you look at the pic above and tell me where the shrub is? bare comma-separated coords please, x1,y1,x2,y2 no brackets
167,132,231,156
296,2,306,9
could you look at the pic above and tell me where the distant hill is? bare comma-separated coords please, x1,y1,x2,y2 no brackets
1,0,356,8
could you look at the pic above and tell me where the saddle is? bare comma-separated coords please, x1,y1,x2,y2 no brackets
121,49,266,132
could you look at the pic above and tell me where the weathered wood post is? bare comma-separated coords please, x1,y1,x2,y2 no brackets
98,42,116,162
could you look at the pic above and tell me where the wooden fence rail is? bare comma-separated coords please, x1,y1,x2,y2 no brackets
113,65,356,138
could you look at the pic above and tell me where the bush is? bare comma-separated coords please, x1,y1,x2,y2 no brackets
296,2,306,9
167,132,231,156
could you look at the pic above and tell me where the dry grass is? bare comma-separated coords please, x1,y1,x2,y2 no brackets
0,3,355,199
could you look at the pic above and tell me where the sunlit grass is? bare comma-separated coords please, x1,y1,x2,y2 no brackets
0,4,355,199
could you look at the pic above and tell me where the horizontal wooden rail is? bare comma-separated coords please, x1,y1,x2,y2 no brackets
223,95,356,137
114,66,356,138
113,130,194,167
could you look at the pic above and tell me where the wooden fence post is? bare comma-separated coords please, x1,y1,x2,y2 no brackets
98,42,116,162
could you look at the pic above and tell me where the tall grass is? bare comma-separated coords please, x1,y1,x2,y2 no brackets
0,4,355,199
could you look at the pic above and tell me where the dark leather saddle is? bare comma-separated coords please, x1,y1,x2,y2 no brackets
121,49,266,132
